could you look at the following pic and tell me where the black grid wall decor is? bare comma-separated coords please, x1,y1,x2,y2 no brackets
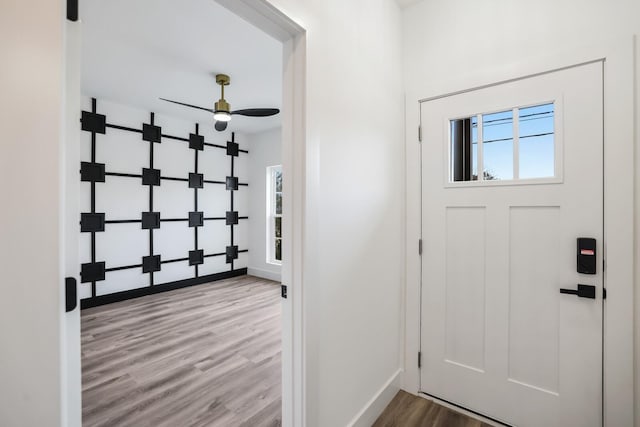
79,97,249,308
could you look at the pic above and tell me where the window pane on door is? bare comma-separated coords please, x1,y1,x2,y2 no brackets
519,103,554,179
482,110,513,180
450,117,477,182
471,116,478,180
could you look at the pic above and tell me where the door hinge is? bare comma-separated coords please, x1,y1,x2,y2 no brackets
281,285,288,299
418,125,422,142
418,239,423,255
603,288,607,299
602,258,606,272
418,351,422,368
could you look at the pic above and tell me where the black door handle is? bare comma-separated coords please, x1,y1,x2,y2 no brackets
559,284,596,299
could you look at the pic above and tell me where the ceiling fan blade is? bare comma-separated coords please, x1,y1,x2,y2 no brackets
231,108,280,117
159,98,214,113
215,120,228,132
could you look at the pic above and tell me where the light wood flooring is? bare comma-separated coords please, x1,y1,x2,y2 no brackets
81,275,282,427
374,390,494,427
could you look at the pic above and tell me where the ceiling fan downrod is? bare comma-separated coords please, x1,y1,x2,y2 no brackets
214,74,231,120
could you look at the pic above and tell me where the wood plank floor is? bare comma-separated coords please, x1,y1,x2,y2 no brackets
373,391,494,427
81,275,282,427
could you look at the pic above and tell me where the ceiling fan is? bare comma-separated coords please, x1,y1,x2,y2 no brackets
160,73,279,131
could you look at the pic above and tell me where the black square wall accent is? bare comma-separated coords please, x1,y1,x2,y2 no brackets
81,262,105,283
80,162,105,182
226,245,238,264
189,250,204,266
142,168,161,186
189,133,204,151
189,211,203,227
81,213,105,232
189,173,204,189
226,211,239,225
142,123,162,143
81,111,106,134
226,141,239,157
142,212,161,229
226,176,239,190
142,255,161,273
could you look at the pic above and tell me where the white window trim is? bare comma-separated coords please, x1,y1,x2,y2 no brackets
266,165,282,266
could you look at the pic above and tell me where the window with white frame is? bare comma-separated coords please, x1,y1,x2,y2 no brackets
267,165,282,265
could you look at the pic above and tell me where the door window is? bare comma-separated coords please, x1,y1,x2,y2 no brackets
449,102,555,183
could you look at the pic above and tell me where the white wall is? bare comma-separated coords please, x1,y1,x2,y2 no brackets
402,1,640,425
636,38,640,427
0,1,65,425
247,127,282,282
3,1,406,425
403,0,640,96
260,1,406,425
78,96,249,300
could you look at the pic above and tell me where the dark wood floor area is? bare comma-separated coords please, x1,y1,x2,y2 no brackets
374,391,493,427
81,275,282,427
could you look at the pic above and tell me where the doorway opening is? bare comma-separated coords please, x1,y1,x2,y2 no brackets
65,0,306,425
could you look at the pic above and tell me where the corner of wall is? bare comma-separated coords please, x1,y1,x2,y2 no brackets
633,32,639,427
247,267,281,283
245,127,282,282
346,369,402,427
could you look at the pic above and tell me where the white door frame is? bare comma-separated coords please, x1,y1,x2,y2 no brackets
213,3,307,425
403,36,636,426
63,16,82,427
63,1,308,426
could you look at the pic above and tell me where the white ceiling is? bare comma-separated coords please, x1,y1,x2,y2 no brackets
395,0,423,9
81,0,283,134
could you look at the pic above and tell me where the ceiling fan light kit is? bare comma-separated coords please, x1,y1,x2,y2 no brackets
213,110,231,122
160,73,279,132
213,74,232,122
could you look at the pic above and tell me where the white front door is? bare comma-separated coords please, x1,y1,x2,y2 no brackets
419,62,603,426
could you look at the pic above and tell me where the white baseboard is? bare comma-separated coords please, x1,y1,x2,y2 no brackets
347,368,402,427
247,267,281,283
